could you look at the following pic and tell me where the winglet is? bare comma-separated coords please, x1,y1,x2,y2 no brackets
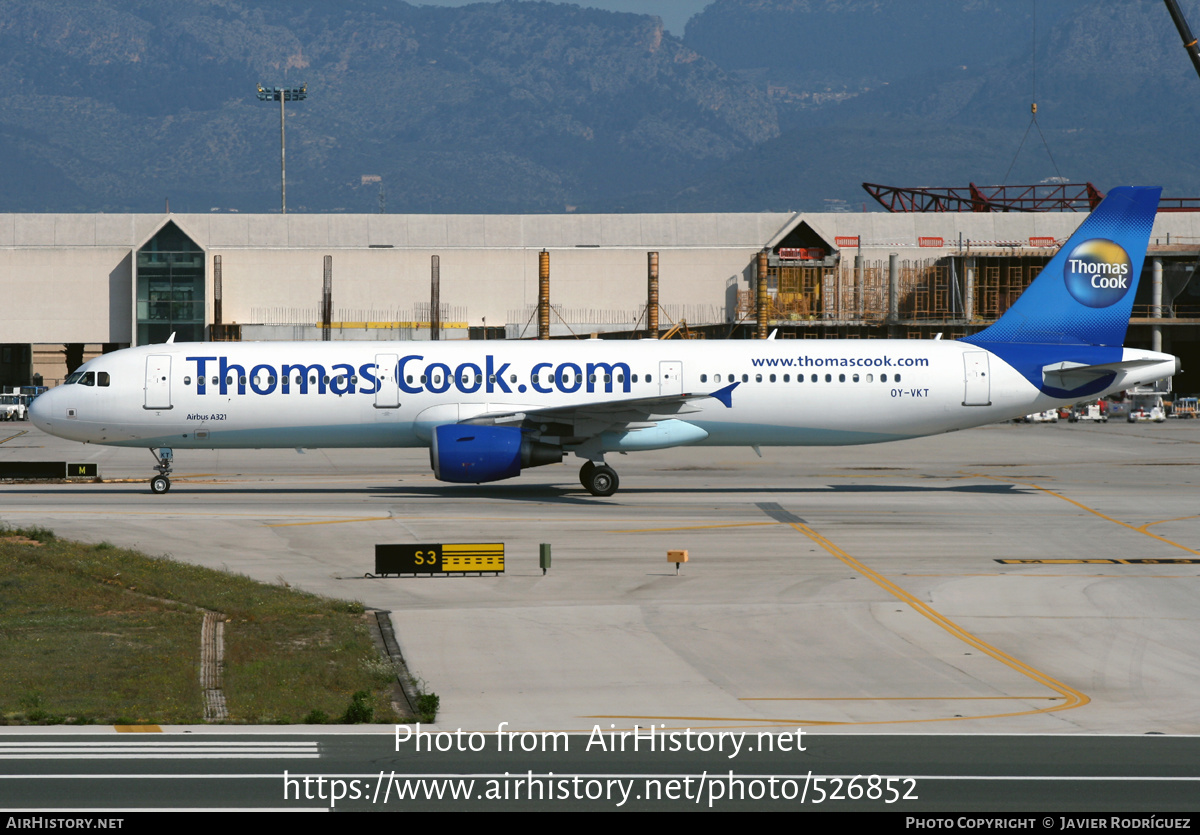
709,381,740,408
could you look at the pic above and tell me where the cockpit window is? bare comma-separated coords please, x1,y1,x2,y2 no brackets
97,371,110,387
64,371,85,385
80,372,95,386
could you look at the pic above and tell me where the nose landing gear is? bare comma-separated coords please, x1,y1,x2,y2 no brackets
149,448,173,494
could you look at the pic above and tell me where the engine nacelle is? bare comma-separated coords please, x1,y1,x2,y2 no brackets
430,424,562,484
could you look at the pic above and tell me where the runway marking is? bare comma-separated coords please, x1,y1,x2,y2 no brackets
973,474,1200,556
265,517,393,528
115,725,161,733
0,430,28,445
0,741,319,758
2,767,1200,782
906,572,1199,578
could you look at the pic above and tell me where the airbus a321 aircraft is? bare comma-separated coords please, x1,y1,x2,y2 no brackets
31,187,1179,497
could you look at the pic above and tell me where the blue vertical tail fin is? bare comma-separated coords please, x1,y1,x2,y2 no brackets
962,186,1160,348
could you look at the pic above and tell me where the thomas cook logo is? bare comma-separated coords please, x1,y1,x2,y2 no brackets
1063,238,1133,308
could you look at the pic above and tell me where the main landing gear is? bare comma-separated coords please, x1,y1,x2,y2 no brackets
579,459,619,497
149,447,173,494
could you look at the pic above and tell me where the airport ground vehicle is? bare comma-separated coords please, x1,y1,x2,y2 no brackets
1173,396,1198,418
0,394,26,421
1127,395,1166,422
1023,410,1059,423
1069,401,1108,423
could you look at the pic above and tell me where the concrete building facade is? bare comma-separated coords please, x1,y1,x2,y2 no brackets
2,210,1198,389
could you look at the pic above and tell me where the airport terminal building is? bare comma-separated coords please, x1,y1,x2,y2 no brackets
2,209,1199,389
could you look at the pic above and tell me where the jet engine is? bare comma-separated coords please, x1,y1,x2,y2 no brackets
430,424,562,484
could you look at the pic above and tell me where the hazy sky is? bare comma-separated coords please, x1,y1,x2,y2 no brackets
413,0,714,36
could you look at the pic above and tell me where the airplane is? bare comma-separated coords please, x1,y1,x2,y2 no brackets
30,186,1179,497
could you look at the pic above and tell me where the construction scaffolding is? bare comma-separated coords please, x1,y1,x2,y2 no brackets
740,258,992,323
972,258,1045,320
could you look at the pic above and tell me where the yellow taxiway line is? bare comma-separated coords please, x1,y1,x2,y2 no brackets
973,473,1200,556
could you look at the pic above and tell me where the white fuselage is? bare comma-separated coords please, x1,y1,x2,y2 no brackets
30,338,1178,453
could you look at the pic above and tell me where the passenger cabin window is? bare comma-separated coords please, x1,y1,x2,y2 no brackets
184,376,191,385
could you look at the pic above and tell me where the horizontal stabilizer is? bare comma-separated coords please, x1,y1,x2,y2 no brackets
1041,359,1161,390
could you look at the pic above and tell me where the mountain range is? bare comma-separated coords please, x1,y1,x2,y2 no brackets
0,0,1196,213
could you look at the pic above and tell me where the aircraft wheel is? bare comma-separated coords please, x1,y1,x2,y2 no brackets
579,460,596,488
150,476,170,494
584,464,619,497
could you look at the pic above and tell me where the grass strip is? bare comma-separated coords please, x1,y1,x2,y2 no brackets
0,524,402,725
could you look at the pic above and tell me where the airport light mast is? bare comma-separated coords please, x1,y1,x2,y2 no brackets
256,83,307,214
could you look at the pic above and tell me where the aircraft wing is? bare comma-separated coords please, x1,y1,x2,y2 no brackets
460,382,739,436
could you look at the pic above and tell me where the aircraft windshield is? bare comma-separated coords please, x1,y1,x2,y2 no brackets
62,371,110,386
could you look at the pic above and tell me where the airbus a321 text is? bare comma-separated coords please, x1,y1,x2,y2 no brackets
31,187,1180,497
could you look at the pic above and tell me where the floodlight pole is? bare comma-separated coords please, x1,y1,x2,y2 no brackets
279,93,286,213
256,84,307,214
